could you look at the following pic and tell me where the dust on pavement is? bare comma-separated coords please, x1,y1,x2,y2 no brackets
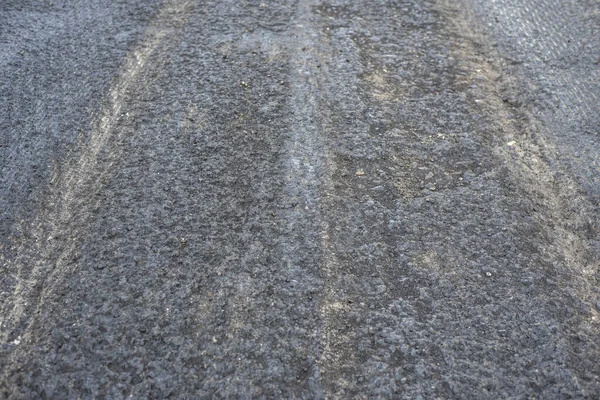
1,0,599,398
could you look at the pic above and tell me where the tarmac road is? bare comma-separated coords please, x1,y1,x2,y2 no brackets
1,0,599,398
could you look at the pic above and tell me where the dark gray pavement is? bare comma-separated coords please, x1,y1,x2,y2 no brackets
1,0,599,398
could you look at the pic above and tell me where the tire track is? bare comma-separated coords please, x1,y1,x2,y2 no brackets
283,0,363,395
0,1,162,248
0,0,192,360
285,0,331,395
310,0,600,396
462,0,600,199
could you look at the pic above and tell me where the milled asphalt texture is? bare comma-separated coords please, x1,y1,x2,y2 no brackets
1,0,599,398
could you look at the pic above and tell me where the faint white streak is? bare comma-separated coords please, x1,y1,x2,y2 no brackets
1,0,192,346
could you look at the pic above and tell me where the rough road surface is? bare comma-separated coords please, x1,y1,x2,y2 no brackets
1,0,599,398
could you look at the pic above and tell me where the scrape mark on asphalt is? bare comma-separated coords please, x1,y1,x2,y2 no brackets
442,0,600,322
460,0,600,198
58,0,192,221
284,0,349,396
0,0,192,353
284,0,328,395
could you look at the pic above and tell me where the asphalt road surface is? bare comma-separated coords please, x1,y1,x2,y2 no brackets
1,0,599,398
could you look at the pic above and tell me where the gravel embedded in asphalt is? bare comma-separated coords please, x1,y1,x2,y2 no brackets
1,0,599,398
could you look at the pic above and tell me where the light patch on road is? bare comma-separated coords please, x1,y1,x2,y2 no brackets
283,0,347,396
284,1,367,394
365,71,396,102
